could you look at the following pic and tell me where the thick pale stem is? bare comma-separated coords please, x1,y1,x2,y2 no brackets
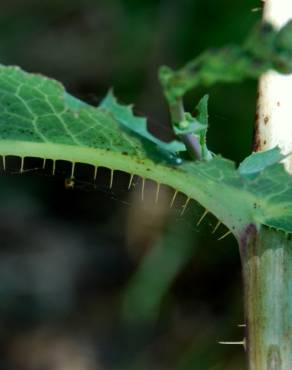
241,227,292,370
255,0,292,172
243,2,292,369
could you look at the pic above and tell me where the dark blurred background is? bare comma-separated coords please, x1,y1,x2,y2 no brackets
0,1,260,369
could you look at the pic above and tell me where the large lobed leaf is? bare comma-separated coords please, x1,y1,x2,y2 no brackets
0,65,291,239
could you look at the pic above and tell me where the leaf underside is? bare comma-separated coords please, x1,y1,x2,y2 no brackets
0,65,291,239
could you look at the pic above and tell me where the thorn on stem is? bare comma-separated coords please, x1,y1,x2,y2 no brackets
20,157,24,173
212,220,221,234
219,338,246,351
251,7,261,12
2,156,6,171
128,174,134,190
110,169,114,189
170,189,178,208
94,166,98,181
52,160,56,176
197,209,208,226
180,197,190,216
71,162,75,179
141,178,145,201
155,183,161,204
218,230,232,241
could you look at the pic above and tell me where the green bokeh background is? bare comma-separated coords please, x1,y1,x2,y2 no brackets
0,1,260,369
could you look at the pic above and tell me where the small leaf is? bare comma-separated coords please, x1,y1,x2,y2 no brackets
238,147,289,179
173,94,209,136
173,112,205,135
197,94,209,126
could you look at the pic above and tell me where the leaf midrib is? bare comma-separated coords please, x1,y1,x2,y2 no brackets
0,139,255,238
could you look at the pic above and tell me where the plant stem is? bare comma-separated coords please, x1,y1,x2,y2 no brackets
255,0,292,173
169,98,202,160
243,3,292,369
240,226,292,370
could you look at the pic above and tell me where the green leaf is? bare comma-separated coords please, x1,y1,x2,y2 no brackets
100,90,186,156
197,94,209,126
0,64,291,238
160,21,292,102
173,112,205,136
171,95,212,161
244,162,292,233
196,95,212,161
238,147,289,179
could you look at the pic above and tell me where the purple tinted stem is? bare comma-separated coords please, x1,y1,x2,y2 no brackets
169,98,202,160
